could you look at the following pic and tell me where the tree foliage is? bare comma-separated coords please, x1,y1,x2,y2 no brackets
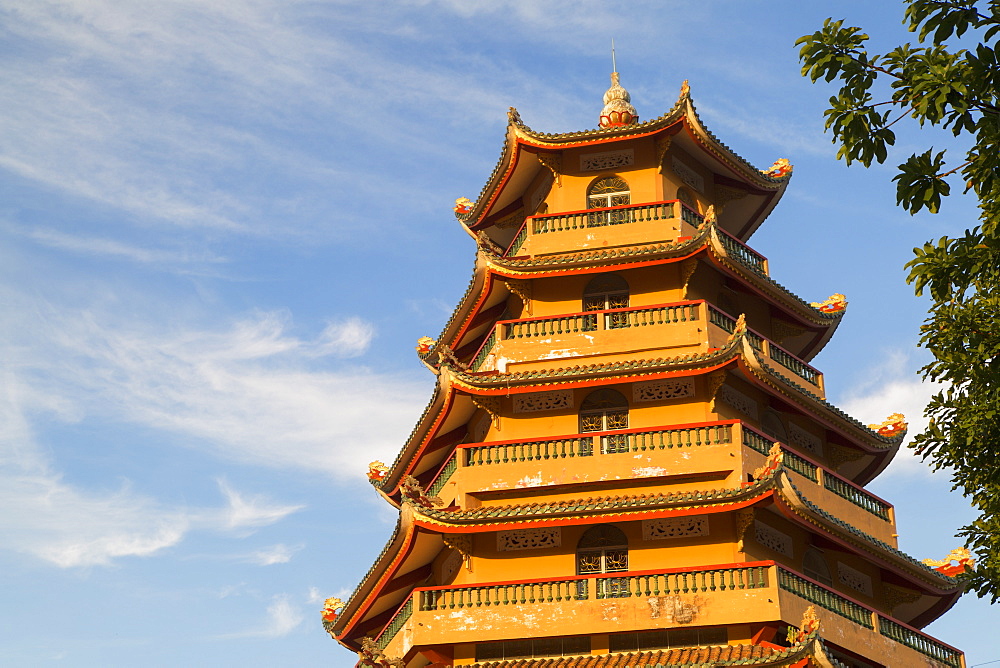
797,0,1000,600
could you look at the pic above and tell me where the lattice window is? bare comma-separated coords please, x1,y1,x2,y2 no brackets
761,410,788,442
577,525,629,598
579,389,629,453
583,274,629,329
586,176,631,227
642,516,709,540
497,528,562,552
633,379,695,403
803,547,832,586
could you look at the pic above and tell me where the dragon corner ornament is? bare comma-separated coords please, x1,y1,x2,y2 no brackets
763,158,793,178
923,548,975,577
810,293,848,313
321,597,343,637
325,72,968,668
366,461,388,483
415,336,435,356
867,413,907,438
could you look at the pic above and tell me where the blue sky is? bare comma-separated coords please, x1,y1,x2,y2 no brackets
0,1,996,666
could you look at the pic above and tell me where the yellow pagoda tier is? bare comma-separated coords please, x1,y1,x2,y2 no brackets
326,76,969,668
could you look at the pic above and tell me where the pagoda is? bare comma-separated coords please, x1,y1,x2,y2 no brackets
325,74,971,668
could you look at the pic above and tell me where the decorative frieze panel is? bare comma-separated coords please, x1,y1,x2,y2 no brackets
633,378,695,403
754,520,793,557
581,149,634,172
838,562,873,597
497,528,561,552
671,156,705,192
513,390,573,414
788,422,823,456
642,516,709,541
717,385,759,419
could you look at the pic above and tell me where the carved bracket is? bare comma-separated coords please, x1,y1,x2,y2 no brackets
473,396,501,431
680,257,698,298
656,135,673,174
444,534,473,571
505,278,532,316
707,370,727,412
736,508,754,553
537,153,562,187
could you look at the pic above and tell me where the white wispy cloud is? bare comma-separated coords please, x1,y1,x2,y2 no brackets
221,593,304,638
245,543,301,566
219,479,304,532
836,349,946,478
9,224,227,266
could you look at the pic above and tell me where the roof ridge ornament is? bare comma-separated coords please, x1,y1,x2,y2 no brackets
599,69,638,128
679,79,690,101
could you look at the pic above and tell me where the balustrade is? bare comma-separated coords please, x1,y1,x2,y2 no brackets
778,569,873,629
427,454,457,498
708,306,820,387
374,597,413,652
389,564,959,667
741,427,890,520
717,228,768,274
463,423,733,466
530,201,678,235
597,565,768,599
877,615,963,667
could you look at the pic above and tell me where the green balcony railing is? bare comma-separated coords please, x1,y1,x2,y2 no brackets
742,427,890,519
530,200,677,235
420,578,586,611
465,435,594,465
505,221,528,256
877,616,963,667
469,329,498,371
718,228,768,274
427,454,458,498
504,313,596,338
374,597,412,652
464,423,733,466
708,306,819,387
597,565,768,599
602,302,699,329
824,474,891,521
778,569,874,629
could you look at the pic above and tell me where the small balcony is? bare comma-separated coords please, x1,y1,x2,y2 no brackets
504,199,702,259
706,305,825,397
468,301,824,399
374,562,963,668
428,421,895,544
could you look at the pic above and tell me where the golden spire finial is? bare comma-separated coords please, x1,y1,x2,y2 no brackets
599,41,638,129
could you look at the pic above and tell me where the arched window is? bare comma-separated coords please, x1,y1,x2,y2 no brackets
761,410,787,443
583,274,630,329
577,525,629,598
579,389,629,454
587,176,631,227
676,186,696,210
803,547,832,586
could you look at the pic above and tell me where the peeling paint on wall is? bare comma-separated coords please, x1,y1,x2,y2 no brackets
632,466,669,477
645,595,701,624
515,473,546,488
